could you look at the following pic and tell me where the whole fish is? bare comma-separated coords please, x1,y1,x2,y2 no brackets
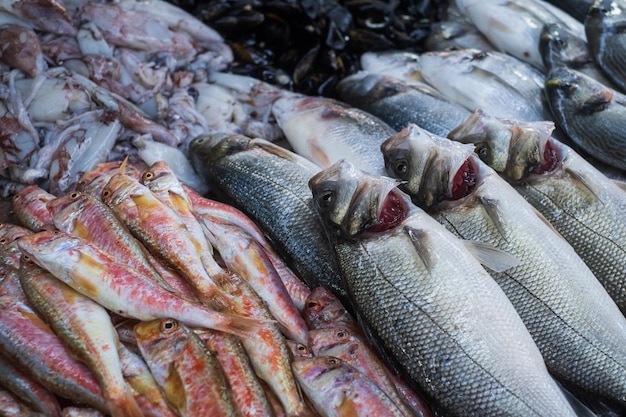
188,132,344,299
18,258,144,417
545,66,626,171
454,0,585,69
336,71,471,137
134,318,242,417
11,185,55,231
382,123,626,406
271,94,396,177
76,160,145,199
16,230,267,342
540,22,618,89
448,109,626,315
0,294,107,412
291,356,408,417
307,159,578,417
585,0,626,92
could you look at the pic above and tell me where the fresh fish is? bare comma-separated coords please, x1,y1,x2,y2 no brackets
272,94,396,177
0,294,107,412
417,49,549,121
545,66,626,170
18,258,144,417
0,352,61,417
0,387,43,417
308,159,578,417
382,123,626,406
117,344,178,417
188,132,344,299
540,22,618,89
134,318,242,417
454,0,586,69
585,0,626,92
16,230,268,341
286,340,313,359
336,71,471,137
544,0,594,22
448,109,626,315
184,184,312,311
0,223,32,268
76,160,145,199
291,356,406,417
302,286,362,336
11,185,55,231
308,327,431,417
198,329,276,417
101,167,238,310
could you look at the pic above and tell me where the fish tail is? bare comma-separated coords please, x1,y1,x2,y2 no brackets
105,388,145,417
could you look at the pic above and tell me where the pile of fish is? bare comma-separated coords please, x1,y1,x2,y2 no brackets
3,0,626,416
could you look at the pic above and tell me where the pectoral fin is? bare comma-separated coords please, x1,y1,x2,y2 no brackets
404,226,434,271
463,240,519,273
478,197,507,241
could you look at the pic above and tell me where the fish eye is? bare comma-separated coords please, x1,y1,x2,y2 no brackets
12,194,21,201
325,357,339,365
0,238,6,244
393,159,410,178
160,319,178,333
142,171,154,182
335,330,348,339
102,189,112,199
318,190,334,209
195,136,206,144
296,344,309,353
70,192,81,200
475,144,492,162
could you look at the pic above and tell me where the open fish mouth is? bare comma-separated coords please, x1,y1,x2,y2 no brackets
447,156,477,202
365,186,409,234
529,138,561,175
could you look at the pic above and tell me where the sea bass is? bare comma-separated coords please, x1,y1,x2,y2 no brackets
307,159,578,417
382,123,626,406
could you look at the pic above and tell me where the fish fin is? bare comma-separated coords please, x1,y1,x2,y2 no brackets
478,197,507,241
337,395,360,416
224,314,275,341
555,380,598,417
613,178,626,192
463,240,519,273
404,226,434,271
564,166,603,204
119,155,130,175
106,389,145,417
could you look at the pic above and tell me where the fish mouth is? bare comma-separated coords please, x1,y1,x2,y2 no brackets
529,138,561,175
447,156,477,201
364,187,409,234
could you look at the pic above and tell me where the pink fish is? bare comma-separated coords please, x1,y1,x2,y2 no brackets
11,185,55,231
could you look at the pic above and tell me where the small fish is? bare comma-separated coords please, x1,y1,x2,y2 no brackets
16,230,267,341
19,258,144,417
302,287,362,336
134,318,242,417
11,185,55,231
545,64,626,170
292,356,405,417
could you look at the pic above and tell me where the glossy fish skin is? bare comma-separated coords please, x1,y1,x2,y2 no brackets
12,185,56,231
0,295,107,412
18,259,144,417
336,72,471,137
384,124,626,406
545,0,593,22
271,94,396,177
134,319,242,417
545,66,626,170
308,160,578,417
540,22,618,89
16,230,266,341
101,169,235,310
291,356,406,417
585,0,626,92
448,110,626,317
198,329,276,417
188,132,344,298
0,353,61,417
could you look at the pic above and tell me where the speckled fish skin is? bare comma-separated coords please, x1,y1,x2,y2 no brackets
15,230,266,341
271,94,396,177
11,185,55,231
184,185,312,312
0,353,61,417
198,329,276,417
188,132,344,299
117,344,178,417
101,169,237,311
134,319,242,417
76,160,145,199
448,110,626,317
336,71,471,137
383,123,626,406
0,295,107,412
308,327,429,417
308,160,578,417
0,387,44,417
292,356,405,417
540,22,619,89
18,259,144,417
585,0,626,91
545,65,626,170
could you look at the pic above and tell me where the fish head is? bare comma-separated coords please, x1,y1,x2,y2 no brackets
308,327,353,356
101,172,146,208
286,340,314,359
585,0,623,30
303,286,351,329
539,23,587,71
291,356,344,385
16,230,79,269
78,160,144,198
360,51,423,82
0,223,32,245
134,318,182,350
545,67,613,116
308,159,408,238
12,185,55,212
141,160,182,194
382,124,476,208
46,191,88,230
189,132,251,165
336,72,382,104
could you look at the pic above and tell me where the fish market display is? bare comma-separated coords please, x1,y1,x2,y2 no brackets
449,110,626,317
381,123,626,406
307,159,578,417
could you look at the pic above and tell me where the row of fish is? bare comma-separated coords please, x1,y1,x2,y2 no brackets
0,157,436,417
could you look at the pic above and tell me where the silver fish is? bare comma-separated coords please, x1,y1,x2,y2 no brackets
307,159,578,417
